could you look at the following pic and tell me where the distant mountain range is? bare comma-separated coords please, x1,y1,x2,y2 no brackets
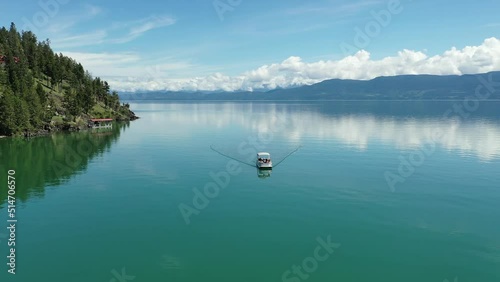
119,71,500,101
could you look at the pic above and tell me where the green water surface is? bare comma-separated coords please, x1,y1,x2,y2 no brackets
0,102,499,282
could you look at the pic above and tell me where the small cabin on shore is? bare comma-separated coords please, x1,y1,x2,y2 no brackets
89,118,113,129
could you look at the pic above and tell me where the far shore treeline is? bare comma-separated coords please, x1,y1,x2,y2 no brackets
0,22,136,136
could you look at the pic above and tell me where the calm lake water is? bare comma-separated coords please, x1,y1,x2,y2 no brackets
1,101,500,282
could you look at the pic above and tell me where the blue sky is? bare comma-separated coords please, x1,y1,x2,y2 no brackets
2,0,500,91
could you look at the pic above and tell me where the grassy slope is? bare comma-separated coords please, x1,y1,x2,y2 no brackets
35,77,134,130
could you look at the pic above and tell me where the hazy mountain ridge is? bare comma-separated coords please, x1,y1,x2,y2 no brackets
119,71,500,101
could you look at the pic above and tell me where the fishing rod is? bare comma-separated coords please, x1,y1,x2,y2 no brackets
210,145,255,168
210,144,302,168
273,145,302,168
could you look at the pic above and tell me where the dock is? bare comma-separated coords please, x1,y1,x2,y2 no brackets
89,118,113,129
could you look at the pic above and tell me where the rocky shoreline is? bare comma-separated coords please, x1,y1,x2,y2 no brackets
12,109,139,138
20,117,139,138
1,105,140,138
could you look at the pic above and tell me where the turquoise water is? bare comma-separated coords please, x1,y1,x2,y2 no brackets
1,102,500,281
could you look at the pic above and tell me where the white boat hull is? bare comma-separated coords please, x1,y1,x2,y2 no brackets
256,161,273,169
256,152,272,169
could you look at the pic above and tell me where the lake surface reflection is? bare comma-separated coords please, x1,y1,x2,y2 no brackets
131,101,500,161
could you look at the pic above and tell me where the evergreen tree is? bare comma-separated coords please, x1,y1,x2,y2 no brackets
0,90,16,134
0,22,132,136
35,83,46,105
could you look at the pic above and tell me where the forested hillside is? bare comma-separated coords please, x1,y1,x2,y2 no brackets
0,23,136,136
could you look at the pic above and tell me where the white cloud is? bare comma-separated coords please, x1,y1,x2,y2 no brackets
286,1,382,16
57,51,199,82
44,4,103,34
110,15,176,44
483,23,500,28
62,37,500,92
60,51,141,66
130,16,176,36
85,4,103,16
51,14,176,48
51,30,107,48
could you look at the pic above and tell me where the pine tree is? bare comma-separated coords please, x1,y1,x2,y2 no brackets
35,83,46,105
0,22,132,135
0,90,16,135
13,95,31,130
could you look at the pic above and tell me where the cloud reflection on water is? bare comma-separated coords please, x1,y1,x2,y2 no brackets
131,103,500,161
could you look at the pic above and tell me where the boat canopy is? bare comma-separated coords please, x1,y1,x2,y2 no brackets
257,152,271,159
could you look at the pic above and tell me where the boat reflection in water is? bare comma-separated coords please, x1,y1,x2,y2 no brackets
257,168,272,179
